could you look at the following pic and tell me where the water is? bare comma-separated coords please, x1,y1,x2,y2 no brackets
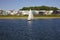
0,19,60,40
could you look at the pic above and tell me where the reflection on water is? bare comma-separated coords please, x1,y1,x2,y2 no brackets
27,21,32,40
28,21,32,27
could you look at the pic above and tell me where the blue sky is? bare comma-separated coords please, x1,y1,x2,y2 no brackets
0,0,60,10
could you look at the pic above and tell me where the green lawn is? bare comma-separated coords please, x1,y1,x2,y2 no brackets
0,15,60,19
0,14,60,17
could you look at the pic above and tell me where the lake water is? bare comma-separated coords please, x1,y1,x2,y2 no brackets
0,19,60,40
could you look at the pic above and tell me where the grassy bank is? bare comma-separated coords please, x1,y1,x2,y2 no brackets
0,15,60,19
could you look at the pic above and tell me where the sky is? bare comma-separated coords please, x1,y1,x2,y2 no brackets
0,0,60,10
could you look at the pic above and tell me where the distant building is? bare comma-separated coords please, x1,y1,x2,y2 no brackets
6,10,11,15
21,10,29,15
52,10,60,14
38,10,46,15
19,10,54,15
0,10,3,15
44,10,53,15
16,11,22,16
2,10,9,15
9,10,18,15
0,10,55,16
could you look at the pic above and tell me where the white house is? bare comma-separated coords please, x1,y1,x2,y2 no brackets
20,10,29,15
44,10,53,15
10,10,18,15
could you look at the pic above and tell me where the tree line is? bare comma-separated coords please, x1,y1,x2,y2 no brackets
20,6,59,10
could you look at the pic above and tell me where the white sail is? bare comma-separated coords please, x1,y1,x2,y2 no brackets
28,9,33,20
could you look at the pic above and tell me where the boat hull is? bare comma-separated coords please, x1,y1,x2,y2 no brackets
27,19,33,21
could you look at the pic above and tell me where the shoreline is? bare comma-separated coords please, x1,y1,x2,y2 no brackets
0,17,60,19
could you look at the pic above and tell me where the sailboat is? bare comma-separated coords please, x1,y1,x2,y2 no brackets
27,9,33,21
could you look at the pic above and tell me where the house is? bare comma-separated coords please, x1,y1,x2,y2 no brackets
6,10,11,15
44,10,53,15
2,10,9,15
38,10,46,15
32,10,39,15
0,10,3,15
9,10,18,15
20,10,29,15
52,10,60,14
